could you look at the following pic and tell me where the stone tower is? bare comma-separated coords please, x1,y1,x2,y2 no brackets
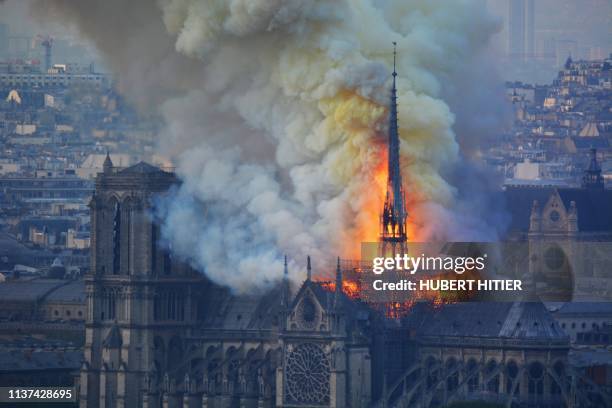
80,160,207,408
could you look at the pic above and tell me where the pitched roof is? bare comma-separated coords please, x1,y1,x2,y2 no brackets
555,302,612,316
45,280,85,303
502,186,553,233
570,136,609,149
119,161,166,175
416,302,567,341
80,153,131,169
0,350,82,373
579,122,600,137
502,186,612,234
0,279,66,302
557,188,612,231
290,280,373,325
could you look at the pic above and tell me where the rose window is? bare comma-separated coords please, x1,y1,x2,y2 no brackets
285,343,330,405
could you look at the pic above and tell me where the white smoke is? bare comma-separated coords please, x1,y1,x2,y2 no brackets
28,0,503,292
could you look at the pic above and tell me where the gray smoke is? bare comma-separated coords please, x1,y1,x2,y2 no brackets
24,0,505,292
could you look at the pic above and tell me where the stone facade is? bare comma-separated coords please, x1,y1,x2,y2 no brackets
80,159,377,408
81,158,609,408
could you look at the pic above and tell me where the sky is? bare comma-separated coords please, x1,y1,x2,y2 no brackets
0,1,105,69
1,0,611,82
486,0,612,81
487,0,611,52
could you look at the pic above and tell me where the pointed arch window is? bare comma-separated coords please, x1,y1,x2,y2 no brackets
112,201,121,275
151,223,157,274
163,251,172,275
124,199,132,275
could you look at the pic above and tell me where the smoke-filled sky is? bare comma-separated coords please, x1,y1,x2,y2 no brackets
487,0,611,47
0,0,607,292
2,0,610,80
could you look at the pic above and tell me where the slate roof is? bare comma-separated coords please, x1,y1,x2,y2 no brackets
193,282,283,331
555,301,612,316
45,280,85,303
193,278,373,336
570,136,609,149
570,349,612,368
0,232,54,266
502,186,552,233
0,279,66,302
290,279,372,321
0,350,82,373
119,161,167,175
415,301,567,342
502,186,612,234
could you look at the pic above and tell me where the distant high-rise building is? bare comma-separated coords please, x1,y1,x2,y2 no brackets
526,0,535,57
508,0,535,59
0,24,8,59
508,0,525,57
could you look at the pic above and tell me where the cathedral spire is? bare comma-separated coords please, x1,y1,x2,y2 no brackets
582,148,604,190
103,150,113,174
565,54,573,70
380,42,408,255
306,255,312,281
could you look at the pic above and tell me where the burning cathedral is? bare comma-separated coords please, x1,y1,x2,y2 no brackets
79,53,608,408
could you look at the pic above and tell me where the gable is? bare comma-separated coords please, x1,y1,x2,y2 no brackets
558,189,612,232
502,186,554,234
541,190,569,232
289,284,327,331
502,186,612,234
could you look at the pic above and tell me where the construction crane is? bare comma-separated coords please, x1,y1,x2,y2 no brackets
36,35,53,72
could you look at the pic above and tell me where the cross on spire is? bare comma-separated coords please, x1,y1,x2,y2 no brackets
392,41,397,78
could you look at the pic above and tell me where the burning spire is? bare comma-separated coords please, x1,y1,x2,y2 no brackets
380,42,408,255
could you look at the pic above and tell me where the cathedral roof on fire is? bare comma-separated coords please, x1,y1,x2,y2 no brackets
413,301,568,343
290,279,371,319
191,279,372,334
503,186,612,234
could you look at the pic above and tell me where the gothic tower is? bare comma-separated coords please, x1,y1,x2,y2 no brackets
80,160,207,408
380,42,408,256
582,148,604,190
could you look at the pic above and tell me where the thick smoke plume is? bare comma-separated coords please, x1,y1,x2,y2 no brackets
29,0,503,292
